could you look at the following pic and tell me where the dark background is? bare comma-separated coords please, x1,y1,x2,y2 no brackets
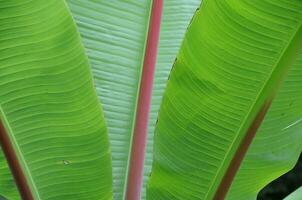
258,153,302,200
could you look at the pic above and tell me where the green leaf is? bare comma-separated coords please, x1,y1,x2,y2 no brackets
227,56,302,199
0,0,112,199
143,0,201,199
1,0,301,199
284,187,302,200
66,1,202,199
1,1,200,198
65,1,152,199
147,1,302,199
0,149,19,200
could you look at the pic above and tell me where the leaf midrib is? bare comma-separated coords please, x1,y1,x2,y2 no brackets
121,1,154,200
204,22,302,200
0,106,41,200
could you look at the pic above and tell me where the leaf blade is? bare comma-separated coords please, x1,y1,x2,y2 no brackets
66,1,152,199
227,56,302,200
284,187,302,200
0,0,112,199
0,149,19,200
147,1,302,199
143,0,201,199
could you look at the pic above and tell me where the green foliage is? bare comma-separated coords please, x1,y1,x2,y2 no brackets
0,0,301,200
147,1,302,199
228,57,302,199
284,187,302,200
0,0,112,199
0,152,18,199
67,1,152,198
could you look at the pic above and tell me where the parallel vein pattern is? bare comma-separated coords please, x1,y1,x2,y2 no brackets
66,1,151,199
0,1,112,199
0,148,19,199
143,0,201,199
227,56,302,200
147,0,302,199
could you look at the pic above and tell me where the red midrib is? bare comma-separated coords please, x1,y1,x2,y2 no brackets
0,121,33,200
125,0,163,199
213,99,273,200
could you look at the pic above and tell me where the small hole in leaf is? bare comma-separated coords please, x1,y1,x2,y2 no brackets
62,160,70,165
